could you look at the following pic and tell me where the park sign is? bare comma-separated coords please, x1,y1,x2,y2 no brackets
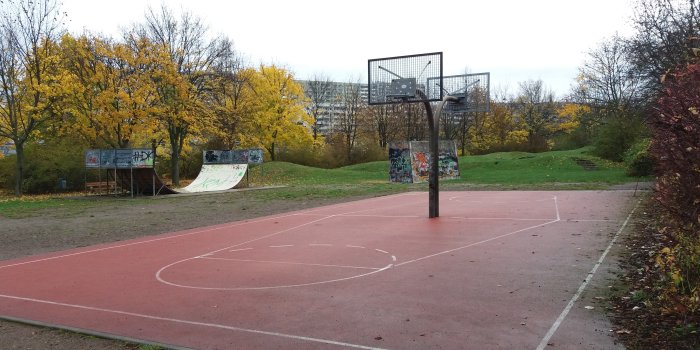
85,149,155,169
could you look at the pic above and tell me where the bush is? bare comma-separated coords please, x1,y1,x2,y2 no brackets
650,61,700,312
592,116,647,162
0,137,89,193
624,138,654,176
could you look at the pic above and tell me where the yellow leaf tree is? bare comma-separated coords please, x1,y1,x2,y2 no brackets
0,0,65,195
241,64,314,160
58,34,158,148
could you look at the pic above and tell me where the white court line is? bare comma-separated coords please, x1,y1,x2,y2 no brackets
0,294,386,350
269,245,294,248
155,198,423,290
0,212,298,270
198,257,382,271
156,263,394,291
535,199,640,350
395,196,561,268
229,248,252,252
308,243,332,247
0,192,422,271
448,196,555,204
448,217,557,222
337,214,422,219
395,219,560,267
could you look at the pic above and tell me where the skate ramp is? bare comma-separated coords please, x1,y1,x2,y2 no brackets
179,164,247,193
115,168,179,195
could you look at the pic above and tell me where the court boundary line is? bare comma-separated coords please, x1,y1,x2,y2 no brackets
535,199,640,350
0,294,386,350
394,196,561,267
197,256,383,271
155,196,560,289
0,193,421,271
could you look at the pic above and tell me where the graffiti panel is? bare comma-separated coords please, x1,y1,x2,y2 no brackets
92,149,154,168
204,150,233,164
85,149,101,168
231,150,249,164
388,141,413,183
409,142,431,183
437,141,459,180
99,149,116,168
247,148,264,164
407,141,460,183
131,149,154,168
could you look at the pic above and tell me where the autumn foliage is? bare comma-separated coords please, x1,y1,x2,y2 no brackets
649,61,700,312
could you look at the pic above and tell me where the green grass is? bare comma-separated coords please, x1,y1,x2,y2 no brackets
251,147,635,187
1,148,646,217
455,148,631,185
0,193,98,218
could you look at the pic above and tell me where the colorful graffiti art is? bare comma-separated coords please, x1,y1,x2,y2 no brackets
388,142,413,183
437,141,460,180
204,150,234,164
388,141,460,184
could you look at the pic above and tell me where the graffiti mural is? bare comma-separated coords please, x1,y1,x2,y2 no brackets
181,164,247,192
247,148,264,164
131,149,154,168
231,150,249,164
437,141,459,180
203,149,264,165
88,149,154,169
85,149,101,168
388,141,460,184
204,150,233,164
388,142,412,183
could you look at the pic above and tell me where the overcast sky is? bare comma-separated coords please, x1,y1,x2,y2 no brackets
60,0,636,98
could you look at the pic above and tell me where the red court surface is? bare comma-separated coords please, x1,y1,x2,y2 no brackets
0,191,637,349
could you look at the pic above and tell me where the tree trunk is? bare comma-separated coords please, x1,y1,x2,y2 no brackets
14,142,25,196
170,152,180,186
270,142,275,161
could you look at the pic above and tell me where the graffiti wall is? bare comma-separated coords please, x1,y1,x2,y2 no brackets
388,141,460,183
388,141,412,183
204,150,233,164
204,148,264,165
247,149,264,164
85,149,101,168
437,141,460,180
408,142,432,183
87,149,154,169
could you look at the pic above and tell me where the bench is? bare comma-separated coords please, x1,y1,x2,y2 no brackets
85,181,117,193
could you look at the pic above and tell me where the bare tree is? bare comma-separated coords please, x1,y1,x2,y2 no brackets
334,80,364,161
0,0,65,195
516,80,557,151
367,103,402,149
627,0,700,95
302,74,334,139
575,35,644,116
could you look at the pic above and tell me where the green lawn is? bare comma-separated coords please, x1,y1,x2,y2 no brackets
0,148,644,217
251,147,633,186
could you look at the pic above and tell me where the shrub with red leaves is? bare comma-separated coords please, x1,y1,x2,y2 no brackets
652,62,700,237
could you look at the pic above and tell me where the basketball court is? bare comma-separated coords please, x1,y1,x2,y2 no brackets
0,190,636,349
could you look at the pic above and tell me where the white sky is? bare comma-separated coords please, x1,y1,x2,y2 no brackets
61,0,636,98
